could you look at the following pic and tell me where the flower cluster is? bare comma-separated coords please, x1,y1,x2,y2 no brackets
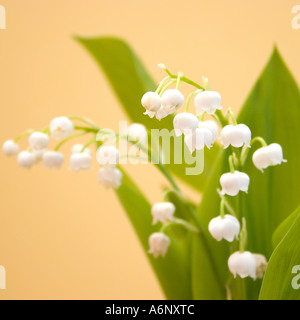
3,116,125,189
144,64,286,286
3,63,287,296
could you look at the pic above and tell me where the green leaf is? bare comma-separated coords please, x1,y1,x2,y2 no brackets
76,36,219,191
115,169,193,299
272,206,300,249
259,205,300,300
191,48,300,300
237,47,300,256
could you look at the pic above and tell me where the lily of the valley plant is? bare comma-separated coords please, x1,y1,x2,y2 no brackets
3,37,300,300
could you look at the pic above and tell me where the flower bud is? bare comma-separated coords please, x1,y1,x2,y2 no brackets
128,123,148,145
17,151,35,169
220,171,250,196
50,116,74,141
252,143,287,172
96,145,119,167
220,124,251,149
141,92,161,118
253,254,268,279
194,91,222,115
2,140,19,156
151,202,175,225
161,89,184,115
208,214,240,242
42,151,64,169
70,153,92,171
228,251,257,279
71,144,92,156
28,132,50,150
148,232,170,258
173,113,199,137
98,167,122,189
198,120,219,143
157,63,166,69
184,127,214,153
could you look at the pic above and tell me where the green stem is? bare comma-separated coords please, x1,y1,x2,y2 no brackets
160,218,199,233
185,90,201,113
41,126,50,134
215,109,229,127
155,76,171,94
202,76,210,90
239,217,247,252
81,137,97,152
226,108,237,126
220,198,226,218
217,190,237,217
54,132,87,151
14,129,35,143
176,72,183,90
240,145,250,167
69,116,99,129
74,125,99,133
163,69,205,91
251,136,268,147
199,112,206,121
159,79,177,96
228,155,235,173
240,137,268,166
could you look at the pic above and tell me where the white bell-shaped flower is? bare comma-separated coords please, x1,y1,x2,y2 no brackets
71,144,92,156
2,140,19,156
198,120,219,143
161,89,184,115
184,127,214,153
42,151,64,169
194,91,222,115
155,106,169,121
98,167,122,189
50,116,74,141
228,251,257,279
208,214,240,242
151,202,175,225
148,232,170,258
173,113,199,137
28,132,50,150
252,143,287,172
253,254,268,279
17,151,35,169
220,171,250,196
96,145,119,167
128,123,148,145
70,153,92,171
141,91,162,118
220,124,251,149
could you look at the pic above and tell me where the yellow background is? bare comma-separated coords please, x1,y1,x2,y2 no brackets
0,0,299,299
